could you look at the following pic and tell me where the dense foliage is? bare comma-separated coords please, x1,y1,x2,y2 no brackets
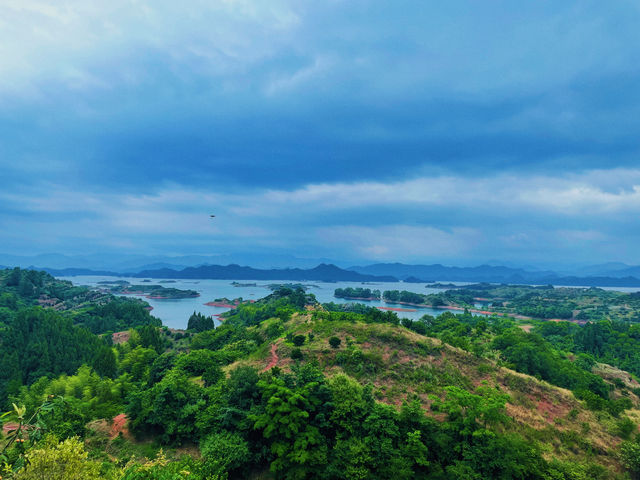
534,320,640,378
0,308,102,401
2,271,640,479
74,297,161,334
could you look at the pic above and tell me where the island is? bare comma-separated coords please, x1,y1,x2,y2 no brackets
403,276,433,283
425,282,463,289
107,284,200,299
204,297,246,308
334,287,381,301
267,283,315,291
97,280,130,286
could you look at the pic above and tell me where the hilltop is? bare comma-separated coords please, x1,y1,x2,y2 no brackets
220,302,640,478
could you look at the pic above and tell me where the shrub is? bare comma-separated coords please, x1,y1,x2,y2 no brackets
292,335,306,347
329,337,341,349
13,436,102,480
615,417,637,439
201,431,250,476
265,320,284,339
291,348,303,360
120,453,204,480
620,441,640,477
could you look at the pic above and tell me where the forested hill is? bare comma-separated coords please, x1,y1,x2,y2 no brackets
0,267,161,402
0,267,160,332
134,263,398,282
2,273,640,478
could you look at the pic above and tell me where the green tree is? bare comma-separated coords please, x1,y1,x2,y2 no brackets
92,345,117,378
175,350,223,387
433,386,510,437
138,325,165,354
621,441,640,479
127,369,204,444
187,311,214,333
328,375,372,435
253,376,329,479
201,430,250,477
120,346,158,383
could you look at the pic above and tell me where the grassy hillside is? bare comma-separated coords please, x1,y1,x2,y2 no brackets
3,279,640,479
230,310,639,476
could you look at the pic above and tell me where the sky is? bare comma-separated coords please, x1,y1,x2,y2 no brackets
2,1,640,267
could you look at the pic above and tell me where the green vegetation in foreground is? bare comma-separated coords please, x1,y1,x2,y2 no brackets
2,272,640,478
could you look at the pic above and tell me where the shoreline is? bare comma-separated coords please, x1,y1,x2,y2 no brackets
204,301,238,308
377,306,417,312
335,296,380,301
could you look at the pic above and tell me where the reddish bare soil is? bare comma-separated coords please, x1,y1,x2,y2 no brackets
110,413,131,440
112,331,131,344
204,302,237,308
535,397,569,423
2,422,21,434
262,344,280,372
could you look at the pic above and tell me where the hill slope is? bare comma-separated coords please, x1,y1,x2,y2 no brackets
228,311,639,476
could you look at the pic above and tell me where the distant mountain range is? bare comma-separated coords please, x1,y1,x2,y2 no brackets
348,263,556,283
29,263,640,287
41,268,124,277
0,252,343,272
7,256,640,287
133,263,397,282
348,263,640,287
39,264,395,283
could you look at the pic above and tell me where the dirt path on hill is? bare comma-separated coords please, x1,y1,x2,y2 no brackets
262,343,279,372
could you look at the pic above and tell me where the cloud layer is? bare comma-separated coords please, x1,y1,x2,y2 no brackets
1,1,640,265
3,169,640,264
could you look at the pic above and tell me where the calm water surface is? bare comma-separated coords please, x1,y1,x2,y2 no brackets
59,276,475,329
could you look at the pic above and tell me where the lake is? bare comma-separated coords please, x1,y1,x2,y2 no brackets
58,276,477,329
